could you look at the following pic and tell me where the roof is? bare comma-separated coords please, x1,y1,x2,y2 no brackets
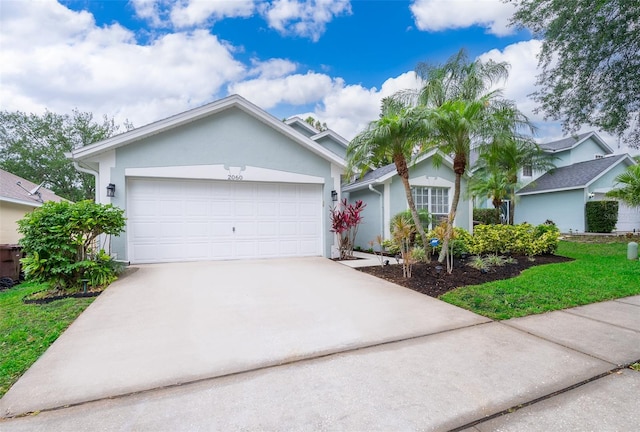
69,95,346,168
342,149,454,192
517,154,632,195
538,131,613,154
0,169,67,207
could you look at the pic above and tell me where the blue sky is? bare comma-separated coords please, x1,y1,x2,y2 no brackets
0,0,633,153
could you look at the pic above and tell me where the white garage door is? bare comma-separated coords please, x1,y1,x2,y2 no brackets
617,201,640,232
127,178,323,263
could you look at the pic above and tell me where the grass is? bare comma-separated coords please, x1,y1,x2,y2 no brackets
440,240,640,320
0,282,96,398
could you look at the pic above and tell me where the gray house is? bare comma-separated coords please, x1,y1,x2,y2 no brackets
69,95,346,264
515,132,639,232
343,150,473,250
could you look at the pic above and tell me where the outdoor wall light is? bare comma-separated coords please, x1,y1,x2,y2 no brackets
106,183,116,197
588,192,595,199
331,190,338,202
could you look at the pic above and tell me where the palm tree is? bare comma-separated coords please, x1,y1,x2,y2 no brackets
468,169,510,224
412,50,534,270
606,164,640,207
347,97,429,248
474,138,556,224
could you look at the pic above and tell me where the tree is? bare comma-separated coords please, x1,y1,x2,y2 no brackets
474,138,556,224
347,97,430,249
413,50,534,271
606,164,640,207
468,170,510,224
0,110,132,202
509,0,640,147
304,116,328,132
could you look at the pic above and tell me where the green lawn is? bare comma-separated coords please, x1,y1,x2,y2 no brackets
440,240,640,320
0,282,96,398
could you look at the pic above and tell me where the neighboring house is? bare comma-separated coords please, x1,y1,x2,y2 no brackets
68,95,346,264
0,169,66,244
343,149,473,250
515,132,639,232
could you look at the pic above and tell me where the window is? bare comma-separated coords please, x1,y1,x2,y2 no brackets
411,187,449,226
522,164,532,177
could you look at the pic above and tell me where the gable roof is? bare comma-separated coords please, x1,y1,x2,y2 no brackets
284,116,321,137
517,154,633,195
342,149,454,192
69,95,346,168
539,131,613,154
310,129,348,148
0,169,67,207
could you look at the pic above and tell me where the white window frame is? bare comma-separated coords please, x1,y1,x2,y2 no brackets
411,186,450,228
522,164,533,177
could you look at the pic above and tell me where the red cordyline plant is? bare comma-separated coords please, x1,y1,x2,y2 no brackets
330,198,366,259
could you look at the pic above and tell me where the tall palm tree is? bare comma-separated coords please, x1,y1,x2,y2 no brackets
606,164,640,207
474,138,556,224
412,50,534,269
347,97,429,248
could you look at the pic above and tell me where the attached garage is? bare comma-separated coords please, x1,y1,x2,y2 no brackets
68,95,346,263
127,178,322,263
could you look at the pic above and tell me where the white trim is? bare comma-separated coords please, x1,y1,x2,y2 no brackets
124,165,325,184
408,176,455,188
310,129,349,148
0,196,42,207
71,95,347,168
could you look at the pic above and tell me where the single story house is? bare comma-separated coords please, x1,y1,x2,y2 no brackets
343,149,473,250
0,168,66,244
515,132,639,232
68,95,346,264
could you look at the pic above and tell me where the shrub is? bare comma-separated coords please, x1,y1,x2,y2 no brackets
17,200,126,291
585,201,619,233
390,209,431,246
474,208,500,225
330,198,366,259
427,225,473,258
469,223,560,256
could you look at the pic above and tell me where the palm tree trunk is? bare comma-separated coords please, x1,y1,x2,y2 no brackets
438,172,461,270
394,154,429,251
509,192,516,225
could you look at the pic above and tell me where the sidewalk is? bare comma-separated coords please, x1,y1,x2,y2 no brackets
1,286,638,430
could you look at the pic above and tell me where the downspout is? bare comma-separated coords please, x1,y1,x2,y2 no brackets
368,184,384,245
73,160,99,202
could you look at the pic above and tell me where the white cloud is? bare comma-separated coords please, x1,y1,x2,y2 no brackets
410,0,516,36
261,0,352,42
248,58,298,79
0,1,245,127
170,0,255,28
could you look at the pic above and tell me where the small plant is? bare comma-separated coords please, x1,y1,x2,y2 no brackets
485,254,507,267
330,198,366,260
381,239,400,255
370,235,386,268
392,217,415,278
467,255,489,272
410,246,427,263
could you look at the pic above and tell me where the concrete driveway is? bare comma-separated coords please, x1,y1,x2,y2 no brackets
0,257,489,417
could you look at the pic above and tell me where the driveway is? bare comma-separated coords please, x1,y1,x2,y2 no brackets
0,257,489,417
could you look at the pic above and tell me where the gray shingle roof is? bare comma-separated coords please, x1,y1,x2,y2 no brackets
538,132,593,152
342,163,397,191
0,169,66,205
517,154,627,194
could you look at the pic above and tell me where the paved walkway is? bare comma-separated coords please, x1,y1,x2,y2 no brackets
0,257,638,431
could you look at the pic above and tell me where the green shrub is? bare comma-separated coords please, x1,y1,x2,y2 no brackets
469,223,560,256
427,226,473,258
18,200,126,291
585,201,619,233
381,239,400,255
474,208,500,225
390,209,431,246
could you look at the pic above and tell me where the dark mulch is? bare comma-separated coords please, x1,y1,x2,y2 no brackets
23,290,103,304
358,254,573,298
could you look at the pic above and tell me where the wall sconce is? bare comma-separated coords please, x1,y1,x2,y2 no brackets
331,190,338,202
106,183,116,197
588,192,595,199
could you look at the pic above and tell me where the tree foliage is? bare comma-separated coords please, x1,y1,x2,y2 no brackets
509,0,640,146
0,109,132,201
304,116,328,132
17,201,126,291
605,164,640,207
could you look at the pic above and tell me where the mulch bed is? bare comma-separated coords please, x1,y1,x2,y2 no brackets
23,290,104,304
358,254,573,298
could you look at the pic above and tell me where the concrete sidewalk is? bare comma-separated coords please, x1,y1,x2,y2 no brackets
0,258,638,430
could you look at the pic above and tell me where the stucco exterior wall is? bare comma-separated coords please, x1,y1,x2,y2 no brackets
0,201,34,244
516,190,586,232
346,186,383,251
314,136,346,159
105,107,338,260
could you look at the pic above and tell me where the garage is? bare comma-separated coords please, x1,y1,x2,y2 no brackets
617,201,640,232
127,178,323,263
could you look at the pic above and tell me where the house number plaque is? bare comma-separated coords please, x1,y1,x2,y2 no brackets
226,167,244,181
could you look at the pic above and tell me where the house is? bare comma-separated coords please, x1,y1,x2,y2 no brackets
342,149,473,250
0,169,66,244
68,95,346,264
515,132,639,233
